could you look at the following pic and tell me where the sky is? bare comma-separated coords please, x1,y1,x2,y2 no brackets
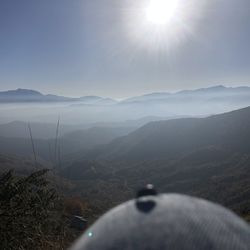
0,0,250,98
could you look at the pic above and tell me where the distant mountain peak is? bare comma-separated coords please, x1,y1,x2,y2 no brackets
209,85,226,89
203,85,227,91
177,85,227,94
14,88,43,95
0,88,43,96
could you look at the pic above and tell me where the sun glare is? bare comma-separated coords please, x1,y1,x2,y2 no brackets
124,0,207,52
146,0,179,25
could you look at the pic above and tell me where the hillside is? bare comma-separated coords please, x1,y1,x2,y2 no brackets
62,126,134,148
0,121,81,139
0,126,136,162
88,106,250,163
0,154,49,175
63,106,250,219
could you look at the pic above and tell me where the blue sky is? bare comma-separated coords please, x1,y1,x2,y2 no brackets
0,0,250,98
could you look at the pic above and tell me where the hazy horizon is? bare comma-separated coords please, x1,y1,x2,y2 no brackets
1,0,250,98
1,84,250,100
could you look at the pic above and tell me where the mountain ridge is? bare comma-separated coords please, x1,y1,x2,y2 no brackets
1,85,250,104
0,88,116,104
121,85,250,104
86,106,250,163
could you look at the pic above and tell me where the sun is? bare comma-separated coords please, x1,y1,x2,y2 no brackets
124,0,207,52
146,0,179,25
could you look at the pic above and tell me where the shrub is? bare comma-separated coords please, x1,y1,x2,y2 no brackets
0,169,70,250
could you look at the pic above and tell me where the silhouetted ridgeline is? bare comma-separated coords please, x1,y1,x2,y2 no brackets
86,106,250,162
64,106,250,220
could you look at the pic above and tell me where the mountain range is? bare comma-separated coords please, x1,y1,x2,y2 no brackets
0,88,117,105
1,85,250,105
86,106,250,163
63,106,250,218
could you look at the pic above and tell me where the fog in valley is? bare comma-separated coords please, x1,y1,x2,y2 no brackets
1,85,250,126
